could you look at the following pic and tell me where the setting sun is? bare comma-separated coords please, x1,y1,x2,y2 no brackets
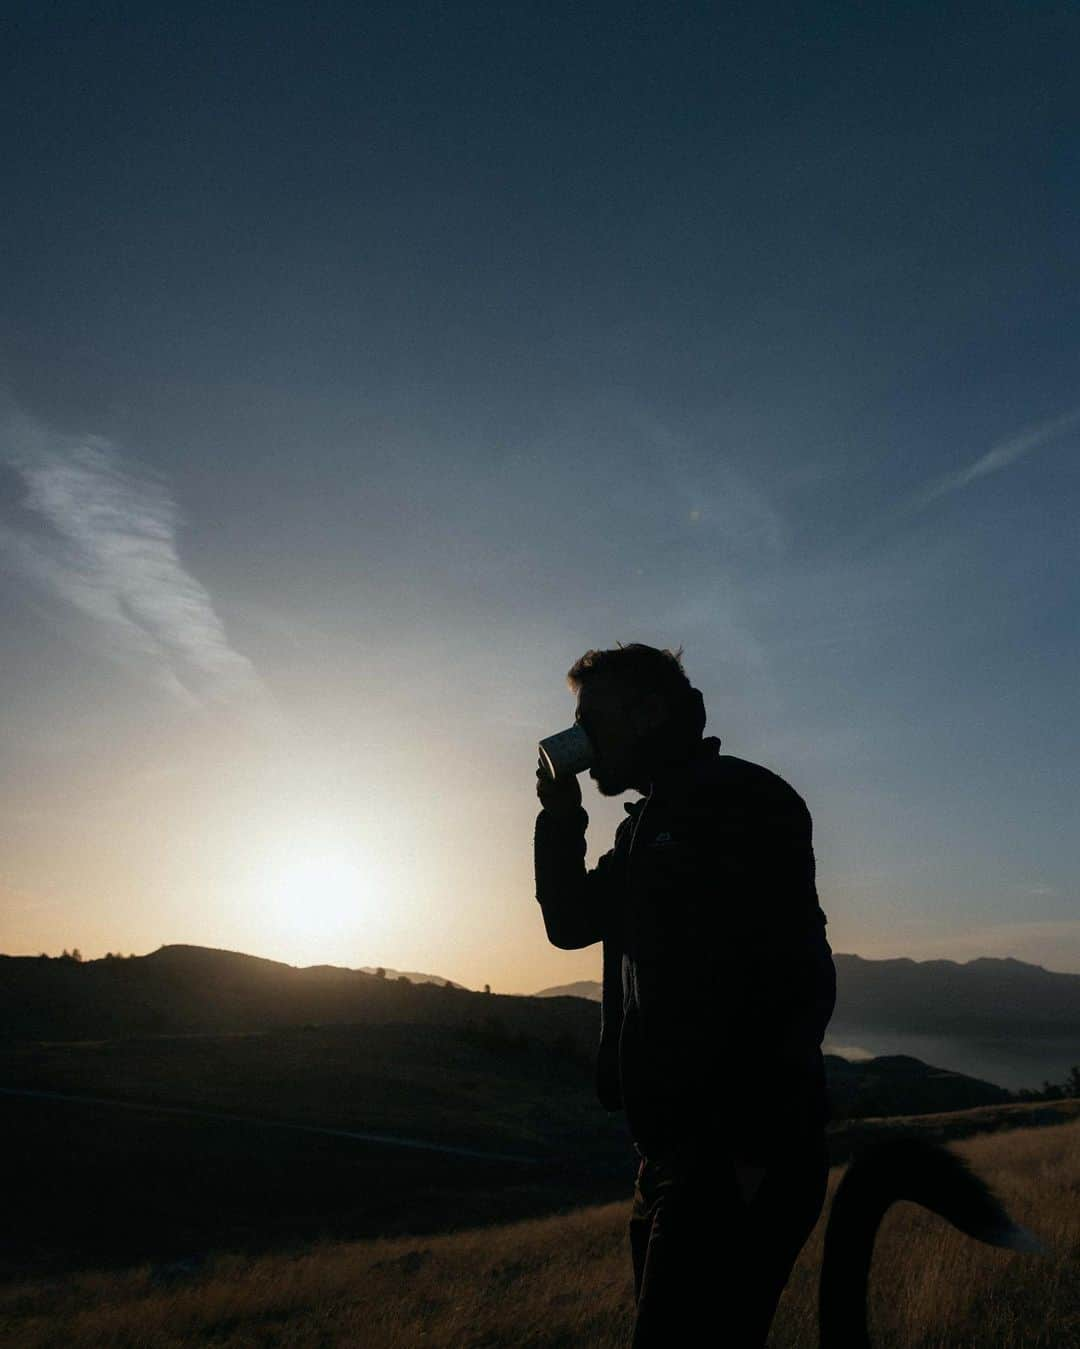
245,827,396,964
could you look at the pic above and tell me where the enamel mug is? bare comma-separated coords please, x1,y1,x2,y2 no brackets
538,724,596,781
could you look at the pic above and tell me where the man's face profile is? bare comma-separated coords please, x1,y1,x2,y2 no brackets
575,678,666,797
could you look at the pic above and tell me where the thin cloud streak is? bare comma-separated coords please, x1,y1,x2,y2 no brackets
1,410,278,721
910,405,1080,510
831,404,1080,559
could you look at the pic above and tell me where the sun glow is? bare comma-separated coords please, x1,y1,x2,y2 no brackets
246,824,397,963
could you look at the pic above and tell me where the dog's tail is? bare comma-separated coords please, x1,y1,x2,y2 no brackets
818,1136,1044,1348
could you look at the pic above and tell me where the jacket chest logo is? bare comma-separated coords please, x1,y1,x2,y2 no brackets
648,831,676,847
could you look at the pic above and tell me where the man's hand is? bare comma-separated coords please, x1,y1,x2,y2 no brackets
536,754,583,815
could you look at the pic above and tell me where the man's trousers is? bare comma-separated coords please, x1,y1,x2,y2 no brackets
628,1129,829,1346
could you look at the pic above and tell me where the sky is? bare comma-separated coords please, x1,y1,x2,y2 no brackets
1,2,1078,991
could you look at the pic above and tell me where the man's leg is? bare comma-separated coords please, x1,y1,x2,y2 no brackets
629,1148,716,1347
628,1132,829,1347
728,1131,830,1344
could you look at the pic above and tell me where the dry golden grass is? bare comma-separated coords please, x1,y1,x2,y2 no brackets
2,1116,1077,1348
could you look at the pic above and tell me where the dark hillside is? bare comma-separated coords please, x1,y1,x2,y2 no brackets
0,945,595,1046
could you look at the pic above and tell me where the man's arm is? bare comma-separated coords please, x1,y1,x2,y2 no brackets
533,803,625,950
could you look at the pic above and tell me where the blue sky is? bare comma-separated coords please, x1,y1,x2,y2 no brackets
1,2,1078,986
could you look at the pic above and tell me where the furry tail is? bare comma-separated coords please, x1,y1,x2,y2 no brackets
818,1137,1044,1349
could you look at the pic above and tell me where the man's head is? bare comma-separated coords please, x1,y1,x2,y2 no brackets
566,642,707,797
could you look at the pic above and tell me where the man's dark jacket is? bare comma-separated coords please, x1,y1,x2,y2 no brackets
534,734,836,1162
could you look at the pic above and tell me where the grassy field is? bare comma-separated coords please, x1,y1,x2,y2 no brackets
1,1107,1076,1348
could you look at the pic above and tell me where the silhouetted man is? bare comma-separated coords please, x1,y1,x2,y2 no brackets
534,643,836,1346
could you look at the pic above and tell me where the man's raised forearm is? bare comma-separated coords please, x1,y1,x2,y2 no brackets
533,803,618,950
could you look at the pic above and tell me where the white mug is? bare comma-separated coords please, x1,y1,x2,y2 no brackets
538,724,595,780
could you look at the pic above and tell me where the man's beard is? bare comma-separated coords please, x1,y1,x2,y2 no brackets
590,762,621,795
591,755,644,797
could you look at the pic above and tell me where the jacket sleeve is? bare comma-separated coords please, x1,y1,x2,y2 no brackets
533,804,624,950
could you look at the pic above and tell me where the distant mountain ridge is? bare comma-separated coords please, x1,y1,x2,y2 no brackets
356,964,465,988
533,952,1080,1040
534,979,603,1001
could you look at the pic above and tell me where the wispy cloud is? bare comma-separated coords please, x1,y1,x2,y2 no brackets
909,405,1080,511
1,408,278,721
831,403,1080,560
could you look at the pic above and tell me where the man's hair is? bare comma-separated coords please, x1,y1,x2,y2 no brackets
566,642,703,737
